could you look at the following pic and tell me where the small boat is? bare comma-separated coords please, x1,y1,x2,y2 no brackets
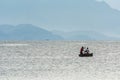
79,53,93,57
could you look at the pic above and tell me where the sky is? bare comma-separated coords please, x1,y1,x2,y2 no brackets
102,0,120,11
0,0,120,32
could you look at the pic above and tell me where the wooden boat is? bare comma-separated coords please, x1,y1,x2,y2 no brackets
79,53,93,57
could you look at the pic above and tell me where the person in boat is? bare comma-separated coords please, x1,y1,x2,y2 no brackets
80,46,84,55
84,47,89,54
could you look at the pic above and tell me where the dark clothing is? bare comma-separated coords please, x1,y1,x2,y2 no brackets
80,47,84,54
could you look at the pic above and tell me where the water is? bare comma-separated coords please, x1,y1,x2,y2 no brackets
0,41,120,80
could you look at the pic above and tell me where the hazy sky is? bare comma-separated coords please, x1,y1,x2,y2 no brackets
0,0,120,32
102,0,120,10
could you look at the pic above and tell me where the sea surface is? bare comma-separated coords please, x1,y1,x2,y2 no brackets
0,41,120,80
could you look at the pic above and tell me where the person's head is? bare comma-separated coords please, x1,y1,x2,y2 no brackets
81,46,83,49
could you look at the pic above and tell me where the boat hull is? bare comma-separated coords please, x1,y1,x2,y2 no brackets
79,53,93,57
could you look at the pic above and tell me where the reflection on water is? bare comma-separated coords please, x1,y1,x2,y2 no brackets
0,41,120,80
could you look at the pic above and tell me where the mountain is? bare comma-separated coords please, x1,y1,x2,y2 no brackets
1,0,120,39
47,0,120,33
0,24,63,40
1,0,120,35
52,30,120,40
0,24,117,40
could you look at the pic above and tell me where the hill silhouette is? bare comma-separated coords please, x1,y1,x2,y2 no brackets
0,0,120,39
0,24,63,40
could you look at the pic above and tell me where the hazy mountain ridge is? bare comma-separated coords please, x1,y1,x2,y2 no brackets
1,0,120,40
52,30,120,40
0,24,119,40
0,24,63,40
1,0,120,34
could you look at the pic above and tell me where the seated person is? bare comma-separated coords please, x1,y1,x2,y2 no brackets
84,47,89,54
80,46,84,55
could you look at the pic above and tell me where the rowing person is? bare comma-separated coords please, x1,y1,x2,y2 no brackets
80,46,84,55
